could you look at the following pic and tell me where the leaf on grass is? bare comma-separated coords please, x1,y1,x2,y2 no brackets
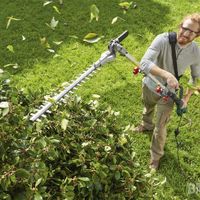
6,16,21,29
43,1,52,6
92,94,100,99
118,134,127,145
111,16,125,24
22,35,26,41
119,1,133,9
61,119,69,131
84,33,98,39
83,33,103,43
46,17,59,30
3,63,19,69
59,0,63,4
53,6,61,14
69,35,79,39
104,146,111,152
160,177,167,185
13,64,19,69
119,1,133,13
90,4,99,22
43,1,53,6
40,37,50,48
53,54,61,58
53,41,63,45
7,45,14,53
111,17,118,24
47,49,55,53
144,173,152,178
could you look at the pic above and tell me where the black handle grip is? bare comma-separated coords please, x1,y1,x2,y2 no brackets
116,30,129,42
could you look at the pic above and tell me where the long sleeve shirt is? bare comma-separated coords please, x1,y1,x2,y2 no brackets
140,32,200,92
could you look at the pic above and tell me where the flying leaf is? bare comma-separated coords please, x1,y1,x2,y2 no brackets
43,1,53,6
90,4,99,22
83,33,103,43
7,45,14,53
53,6,61,14
46,17,59,30
6,16,21,29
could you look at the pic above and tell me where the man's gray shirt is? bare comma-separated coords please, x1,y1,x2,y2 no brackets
140,32,200,92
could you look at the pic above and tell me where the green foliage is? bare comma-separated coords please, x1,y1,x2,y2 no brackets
0,82,163,199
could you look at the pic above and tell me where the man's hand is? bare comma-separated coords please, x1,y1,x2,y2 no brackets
150,65,179,89
166,73,179,89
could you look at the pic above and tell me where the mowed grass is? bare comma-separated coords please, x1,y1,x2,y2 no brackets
1,0,200,199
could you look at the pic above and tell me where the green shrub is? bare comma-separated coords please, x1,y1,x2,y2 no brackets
0,80,160,199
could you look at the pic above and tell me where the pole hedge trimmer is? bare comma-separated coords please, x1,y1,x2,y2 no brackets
30,30,186,122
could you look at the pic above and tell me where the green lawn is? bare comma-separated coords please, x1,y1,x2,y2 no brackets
1,0,200,199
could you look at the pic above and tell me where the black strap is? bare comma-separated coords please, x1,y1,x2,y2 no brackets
168,32,180,81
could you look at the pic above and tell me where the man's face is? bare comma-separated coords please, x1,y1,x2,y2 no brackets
177,19,200,46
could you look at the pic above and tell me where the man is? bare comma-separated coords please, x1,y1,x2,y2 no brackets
134,13,200,170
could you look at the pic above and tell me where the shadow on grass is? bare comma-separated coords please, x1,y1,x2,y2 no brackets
159,148,200,200
0,0,171,74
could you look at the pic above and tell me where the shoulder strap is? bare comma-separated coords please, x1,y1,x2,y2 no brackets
168,32,180,81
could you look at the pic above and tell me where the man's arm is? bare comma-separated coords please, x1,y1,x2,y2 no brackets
140,34,179,89
150,65,179,89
